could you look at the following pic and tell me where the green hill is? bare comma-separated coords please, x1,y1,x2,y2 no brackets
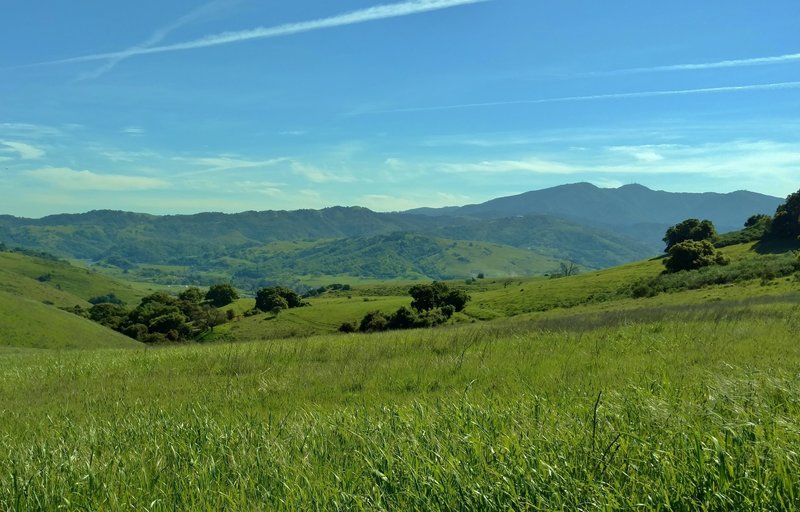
2,243,799,508
0,249,147,350
0,291,141,351
211,241,799,342
0,206,655,287
0,250,143,306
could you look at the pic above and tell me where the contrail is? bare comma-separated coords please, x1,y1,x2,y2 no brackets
366,81,800,114
78,0,238,80
32,0,490,67
592,52,800,76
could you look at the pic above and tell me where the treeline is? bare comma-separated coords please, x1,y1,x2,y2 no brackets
74,284,241,343
629,189,800,298
340,282,469,333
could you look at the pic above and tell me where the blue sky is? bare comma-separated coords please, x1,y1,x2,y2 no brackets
1,0,799,217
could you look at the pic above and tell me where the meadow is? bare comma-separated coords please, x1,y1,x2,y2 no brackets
2,290,800,509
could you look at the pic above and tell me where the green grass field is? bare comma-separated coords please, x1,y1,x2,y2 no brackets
1,242,799,508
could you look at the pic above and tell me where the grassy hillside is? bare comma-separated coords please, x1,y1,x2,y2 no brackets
0,291,141,351
1,207,658,287
1,291,799,508
0,250,149,350
0,250,143,305
207,241,797,342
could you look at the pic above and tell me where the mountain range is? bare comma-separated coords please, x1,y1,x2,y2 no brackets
0,183,783,287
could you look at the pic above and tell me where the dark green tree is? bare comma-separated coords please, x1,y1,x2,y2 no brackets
178,286,205,303
388,306,419,330
663,219,717,251
409,282,470,313
409,282,449,312
443,289,470,312
255,287,302,312
359,310,389,333
663,240,729,273
745,214,771,228
768,189,800,240
205,284,239,308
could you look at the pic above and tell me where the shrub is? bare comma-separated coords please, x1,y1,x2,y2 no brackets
663,240,729,273
338,321,357,333
663,219,717,251
359,311,389,333
205,284,239,308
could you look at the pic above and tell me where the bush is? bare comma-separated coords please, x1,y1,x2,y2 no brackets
338,321,357,333
663,240,729,273
663,219,717,251
205,284,239,308
359,311,389,333
255,287,304,312
768,189,800,241
88,293,125,306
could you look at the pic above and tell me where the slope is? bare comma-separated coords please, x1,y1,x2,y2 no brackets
0,291,141,350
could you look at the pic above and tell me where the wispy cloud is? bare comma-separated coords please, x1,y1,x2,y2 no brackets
174,156,289,176
366,81,800,114
121,127,146,136
291,162,356,183
77,0,238,79
34,0,490,68
0,140,46,159
439,158,576,175
434,140,800,191
25,167,169,191
595,52,800,76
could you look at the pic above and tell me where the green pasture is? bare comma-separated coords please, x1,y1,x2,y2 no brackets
2,295,800,508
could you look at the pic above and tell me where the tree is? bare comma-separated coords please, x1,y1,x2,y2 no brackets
359,311,389,332
768,189,800,240
443,289,469,312
663,240,729,273
409,282,470,313
205,284,239,308
409,282,449,312
745,214,771,228
255,287,303,312
663,219,717,251
178,286,205,304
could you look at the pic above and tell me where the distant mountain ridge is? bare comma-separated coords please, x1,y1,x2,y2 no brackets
0,183,783,285
407,182,782,233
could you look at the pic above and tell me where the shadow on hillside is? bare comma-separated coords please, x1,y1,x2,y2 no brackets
752,237,800,255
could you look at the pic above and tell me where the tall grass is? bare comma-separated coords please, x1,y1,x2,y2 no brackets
2,298,800,509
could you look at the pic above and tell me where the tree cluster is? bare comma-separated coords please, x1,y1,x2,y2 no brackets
254,286,306,314
663,240,729,273
662,218,717,251
767,189,800,241
341,282,470,334
84,285,237,343
661,219,727,273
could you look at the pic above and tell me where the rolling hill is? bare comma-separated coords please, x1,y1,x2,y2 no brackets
0,249,145,350
0,184,781,285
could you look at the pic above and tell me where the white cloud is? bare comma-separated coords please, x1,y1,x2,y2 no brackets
0,123,65,138
291,162,355,183
174,156,288,176
439,158,577,175
598,52,800,76
411,139,800,198
39,0,491,66
77,0,238,80
0,140,46,159
25,167,169,191
608,145,671,162
121,127,146,136
368,81,800,114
